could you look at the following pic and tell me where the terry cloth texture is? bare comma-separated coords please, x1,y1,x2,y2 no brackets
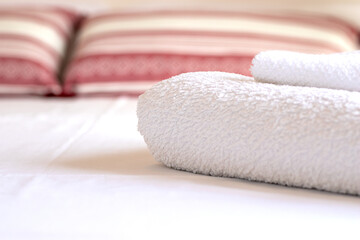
251,50,360,92
137,71,360,195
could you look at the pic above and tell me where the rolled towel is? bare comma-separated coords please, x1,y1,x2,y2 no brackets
251,50,360,91
137,71,360,195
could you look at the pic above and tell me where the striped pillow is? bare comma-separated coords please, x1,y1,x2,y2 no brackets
0,7,80,96
64,10,359,96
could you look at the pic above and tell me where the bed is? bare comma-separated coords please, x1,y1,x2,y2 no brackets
0,1,360,239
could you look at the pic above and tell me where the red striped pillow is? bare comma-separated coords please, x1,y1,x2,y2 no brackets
0,7,80,96
64,10,359,96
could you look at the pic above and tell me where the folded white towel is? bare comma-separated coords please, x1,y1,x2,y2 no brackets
251,50,360,91
138,71,360,195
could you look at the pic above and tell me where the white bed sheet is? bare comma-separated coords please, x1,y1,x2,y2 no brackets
0,97,359,240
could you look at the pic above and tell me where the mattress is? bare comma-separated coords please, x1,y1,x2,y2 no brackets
0,97,359,240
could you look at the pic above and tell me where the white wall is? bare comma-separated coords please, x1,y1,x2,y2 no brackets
1,0,360,27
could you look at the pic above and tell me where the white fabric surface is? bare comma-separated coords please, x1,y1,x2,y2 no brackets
0,0,360,238
0,96,360,240
251,50,360,91
138,72,360,195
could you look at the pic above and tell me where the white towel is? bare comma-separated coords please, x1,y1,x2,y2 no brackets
251,50,360,91
137,71,360,195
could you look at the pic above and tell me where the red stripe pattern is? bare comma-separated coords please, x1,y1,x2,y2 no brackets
0,6,80,95
65,10,359,95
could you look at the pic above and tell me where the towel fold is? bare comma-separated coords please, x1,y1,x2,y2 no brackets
138,71,360,195
251,50,360,92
